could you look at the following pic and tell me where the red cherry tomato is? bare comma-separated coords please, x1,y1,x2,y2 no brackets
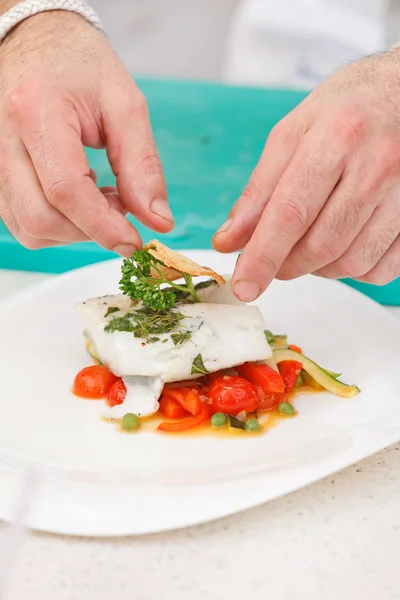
73,365,119,399
256,387,285,411
208,376,259,415
107,379,127,407
236,363,285,393
278,361,303,393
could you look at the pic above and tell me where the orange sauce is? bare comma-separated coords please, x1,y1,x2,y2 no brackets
100,387,320,437
84,349,320,438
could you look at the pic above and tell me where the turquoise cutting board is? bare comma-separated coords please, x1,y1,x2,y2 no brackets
0,77,398,305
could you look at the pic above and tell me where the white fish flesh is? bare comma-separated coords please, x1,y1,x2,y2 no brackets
77,280,271,418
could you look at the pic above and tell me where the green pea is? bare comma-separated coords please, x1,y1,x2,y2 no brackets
211,412,226,427
278,402,296,416
295,372,304,387
121,413,140,431
245,418,261,433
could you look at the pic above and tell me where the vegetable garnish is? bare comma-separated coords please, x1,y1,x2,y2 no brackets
121,413,140,431
73,365,119,399
161,388,202,416
273,348,360,398
264,330,288,349
105,307,187,341
211,412,227,428
119,248,201,311
256,389,285,412
159,394,188,420
107,379,127,407
171,331,192,346
277,360,303,393
236,363,285,394
228,414,246,430
278,402,296,416
104,306,120,318
158,402,211,432
191,354,209,376
209,376,259,416
245,418,261,432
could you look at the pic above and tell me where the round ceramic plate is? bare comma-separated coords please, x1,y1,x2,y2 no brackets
0,251,399,536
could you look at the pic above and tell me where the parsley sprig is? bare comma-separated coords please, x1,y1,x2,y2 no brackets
119,249,200,311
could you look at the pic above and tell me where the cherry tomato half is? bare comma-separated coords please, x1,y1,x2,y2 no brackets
107,379,127,407
256,387,285,411
73,365,119,399
208,376,259,415
278,361,303,393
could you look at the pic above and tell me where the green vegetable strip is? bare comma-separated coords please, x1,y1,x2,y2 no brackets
273,348,360,398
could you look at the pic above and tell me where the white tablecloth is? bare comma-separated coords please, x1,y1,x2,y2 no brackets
0,270,399,600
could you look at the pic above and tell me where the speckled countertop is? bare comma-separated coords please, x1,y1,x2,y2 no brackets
0,270,399,600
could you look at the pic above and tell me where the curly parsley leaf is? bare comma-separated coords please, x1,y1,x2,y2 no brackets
119,248,200,311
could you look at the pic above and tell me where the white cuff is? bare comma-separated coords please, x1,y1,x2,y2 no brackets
0,0,102,43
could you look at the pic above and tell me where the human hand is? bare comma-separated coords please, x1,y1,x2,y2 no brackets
213,52,400,301
0,11,172,256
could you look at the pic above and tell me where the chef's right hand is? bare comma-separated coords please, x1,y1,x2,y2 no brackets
0,11,173,256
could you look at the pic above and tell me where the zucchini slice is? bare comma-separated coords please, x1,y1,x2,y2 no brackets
264,330,288,349
273,349,360,398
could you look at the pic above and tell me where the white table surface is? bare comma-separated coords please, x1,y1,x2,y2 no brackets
0,269,399,600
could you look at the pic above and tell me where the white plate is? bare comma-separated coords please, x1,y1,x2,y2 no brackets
0,251,399,537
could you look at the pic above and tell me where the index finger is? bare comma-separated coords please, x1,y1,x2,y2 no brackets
20,105,142,256
232,126,346,301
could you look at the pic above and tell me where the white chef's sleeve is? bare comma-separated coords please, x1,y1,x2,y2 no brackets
222,0,400,89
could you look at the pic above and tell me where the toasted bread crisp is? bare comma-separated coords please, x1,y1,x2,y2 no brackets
145,239,226,285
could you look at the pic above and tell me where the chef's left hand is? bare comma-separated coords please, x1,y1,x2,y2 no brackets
213,51,400,301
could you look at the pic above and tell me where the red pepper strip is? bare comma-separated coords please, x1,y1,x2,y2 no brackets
157,402,211,432
288,344,303,354
162,387,202,416
278,360,303,393
236,362,285,393
159,394,189,419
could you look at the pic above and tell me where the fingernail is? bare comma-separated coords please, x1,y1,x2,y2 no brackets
234,280,261,302
151,198,174,222
215,217,233,235
114,244,137,258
